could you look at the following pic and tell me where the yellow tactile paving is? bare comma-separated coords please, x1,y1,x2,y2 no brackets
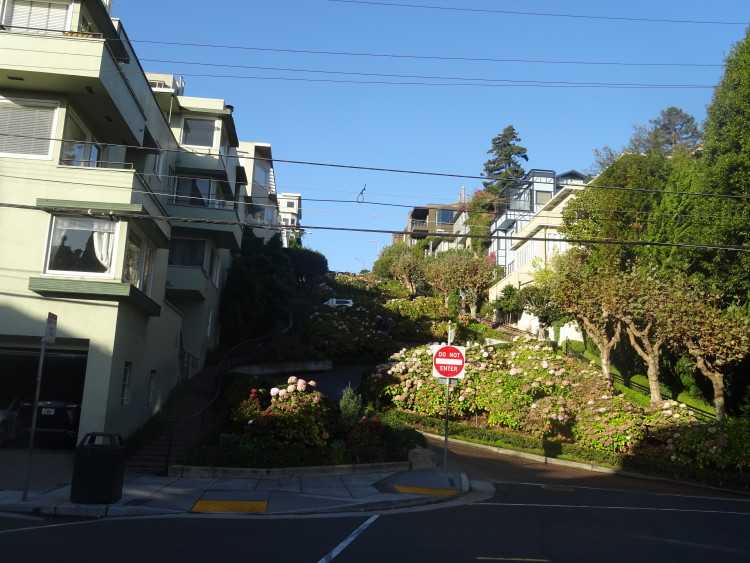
190,500,268,513
394,485,458,496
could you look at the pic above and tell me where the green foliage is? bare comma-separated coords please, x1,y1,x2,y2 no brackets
220,232,295,346
697,27,750,302
285,246,328,296
339,384,364,433
481,125,529,197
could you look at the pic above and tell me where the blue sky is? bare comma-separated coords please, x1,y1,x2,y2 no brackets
112,0,749,273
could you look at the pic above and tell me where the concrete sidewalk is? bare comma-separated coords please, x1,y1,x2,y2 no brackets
0,465,472,518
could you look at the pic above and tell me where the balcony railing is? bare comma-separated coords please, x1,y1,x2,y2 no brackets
59,141,134,169
0,25,102,38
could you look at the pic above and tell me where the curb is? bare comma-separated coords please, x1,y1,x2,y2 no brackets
168,461,412,479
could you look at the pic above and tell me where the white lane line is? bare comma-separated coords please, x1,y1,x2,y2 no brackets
318,514,379,562
476,502,750,516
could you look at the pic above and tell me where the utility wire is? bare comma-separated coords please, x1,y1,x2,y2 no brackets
327,0,749,26
127,40,724,68
4,201,749,253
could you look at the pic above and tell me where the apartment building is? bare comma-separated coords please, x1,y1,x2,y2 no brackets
277,192,302,247
0,0,278,441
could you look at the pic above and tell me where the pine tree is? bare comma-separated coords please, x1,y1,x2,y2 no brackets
481,125,528,197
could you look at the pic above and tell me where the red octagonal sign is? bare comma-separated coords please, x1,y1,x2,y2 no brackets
432,345,466,378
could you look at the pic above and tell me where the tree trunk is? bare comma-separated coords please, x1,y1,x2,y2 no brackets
624,320,663,405
687,343,727,421
579,315,622,383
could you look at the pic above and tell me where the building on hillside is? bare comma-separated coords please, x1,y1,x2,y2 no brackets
0,0,279,441
277,193,303,247
239,141,280,241
393,189,470,248
487,169,588,340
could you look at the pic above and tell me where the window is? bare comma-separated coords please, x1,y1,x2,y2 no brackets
253,162,270,188
181,117,215,147
175,176,212,207
286,201,295,208
436,209,456,225
535,191,552,205
208,245,221,285
174,176,233,208
2,1,70,34
123,229,155,294
120,361,132,406
147,370,156,408
46,216,116,276
60,112,100,167
168,238,206,268
0,97,57,158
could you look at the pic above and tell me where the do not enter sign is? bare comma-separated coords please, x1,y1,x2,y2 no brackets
432,345,466,378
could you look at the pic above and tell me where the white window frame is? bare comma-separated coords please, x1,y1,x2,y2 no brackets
44,215,119,278
123,226,155,295
121,361,132,406
180,116,217,149
0,95,59,160
1,0,73,34
60,109,101,167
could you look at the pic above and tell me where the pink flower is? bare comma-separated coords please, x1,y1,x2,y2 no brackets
308,380,316,387
287,384,296,393
297,379,307,391
270,387,279,397
288,376,298,384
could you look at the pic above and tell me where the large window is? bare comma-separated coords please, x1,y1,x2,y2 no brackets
175,177,233,208
2,1,70,34
181,117,215,147
46,216,116,276
0,97,57,158
436,209,456,225
253,162,270,189
168,238,206,268
60,112,100,167
123,229,155,295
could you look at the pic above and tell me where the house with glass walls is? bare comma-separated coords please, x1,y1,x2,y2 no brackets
0,0,274,442
487,169,588,339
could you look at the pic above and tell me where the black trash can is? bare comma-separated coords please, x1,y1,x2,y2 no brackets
70,433,125,504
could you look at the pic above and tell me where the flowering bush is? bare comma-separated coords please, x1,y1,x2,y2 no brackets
236,377,331,450
370,341,726,462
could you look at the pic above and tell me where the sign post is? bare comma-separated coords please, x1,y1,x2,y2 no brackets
23,313,57,501
432,344,465,472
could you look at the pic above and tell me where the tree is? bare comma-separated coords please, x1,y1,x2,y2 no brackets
372,242,417,279
481,125,528,197
424,249,498,316
220,232,295,346
562,152,671,269
391,249,425,296
286,246,328,296
697,27,750,303
465,189,495,252
648,106,701,152
543,252,623,381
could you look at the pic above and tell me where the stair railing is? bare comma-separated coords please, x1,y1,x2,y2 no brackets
162,313,294,473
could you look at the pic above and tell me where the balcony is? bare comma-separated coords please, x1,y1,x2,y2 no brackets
165,266,209,301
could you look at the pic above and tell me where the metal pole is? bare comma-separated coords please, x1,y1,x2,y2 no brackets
23,338,46,501
444,380,450,473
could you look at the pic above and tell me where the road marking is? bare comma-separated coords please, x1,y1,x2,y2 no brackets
394,485,458,496
476,558,551,562
318,515,379,562
476,502,750,516
190,500,267,513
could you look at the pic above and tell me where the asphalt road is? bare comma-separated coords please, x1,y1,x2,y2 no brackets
3,438,750,562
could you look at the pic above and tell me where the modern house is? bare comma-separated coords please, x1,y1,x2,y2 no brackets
0,0,280,441
487,169,588,339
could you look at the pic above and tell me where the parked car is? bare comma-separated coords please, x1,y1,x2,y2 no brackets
18,394,81,443
324,298,354,308
0,394,21,447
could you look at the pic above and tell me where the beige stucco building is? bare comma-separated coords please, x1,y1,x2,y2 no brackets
0,0,279,441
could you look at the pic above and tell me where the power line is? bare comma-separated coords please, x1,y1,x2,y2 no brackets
127,41,724,68
1,59,712,89
327,0,749,26
4,201,749,253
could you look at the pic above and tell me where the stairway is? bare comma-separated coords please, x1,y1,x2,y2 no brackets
124,365,221,475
